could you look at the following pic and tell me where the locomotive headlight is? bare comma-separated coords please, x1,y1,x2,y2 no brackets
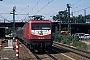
38,37,40,39
49,37,51,39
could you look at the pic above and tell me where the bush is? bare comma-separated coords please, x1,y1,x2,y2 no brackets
61,35,72,45
73,36,79,42
72,41,87,50
53,33,87,51
53,33,62,42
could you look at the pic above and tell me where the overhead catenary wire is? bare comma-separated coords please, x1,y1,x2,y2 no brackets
0,11,28,22
71,0,82,13
2,0,41,22
70,0,82,11
1,0,57,21
31,0,41,11
73,7,90,13
35,0,53,14
16,14,29,22
0,15,11,22
0,13,11,14
0,13,11,21
72,0,82,6
1,0,53,22
19,0,41,21
25,0,41,14
21,6,29,11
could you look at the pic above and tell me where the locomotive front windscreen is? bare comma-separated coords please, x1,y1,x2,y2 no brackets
32,23,50,30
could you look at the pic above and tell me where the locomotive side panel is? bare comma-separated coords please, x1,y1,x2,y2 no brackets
23,23,30,39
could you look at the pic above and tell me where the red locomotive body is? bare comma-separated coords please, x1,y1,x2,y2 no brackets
17,15,53,52
23,20,52,39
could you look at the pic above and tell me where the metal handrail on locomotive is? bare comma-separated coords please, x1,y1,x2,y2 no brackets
17,15,53,52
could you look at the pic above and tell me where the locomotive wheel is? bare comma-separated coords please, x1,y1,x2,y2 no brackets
27,44,29,49
29,44,33,51
48,47,52,53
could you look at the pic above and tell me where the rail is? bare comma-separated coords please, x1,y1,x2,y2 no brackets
53,42,90,59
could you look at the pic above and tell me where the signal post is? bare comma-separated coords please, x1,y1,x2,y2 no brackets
0,39,2,48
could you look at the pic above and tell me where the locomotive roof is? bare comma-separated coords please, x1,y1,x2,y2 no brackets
29,15,45,20
28,20,52,23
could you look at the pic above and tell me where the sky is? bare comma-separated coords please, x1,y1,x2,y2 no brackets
0,0,90,22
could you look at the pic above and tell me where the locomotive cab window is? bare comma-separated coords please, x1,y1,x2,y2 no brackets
32,23,40,30
42,23,50,30
32,23,50,30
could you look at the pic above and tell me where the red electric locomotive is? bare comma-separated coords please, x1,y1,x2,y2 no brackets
17,15,53,52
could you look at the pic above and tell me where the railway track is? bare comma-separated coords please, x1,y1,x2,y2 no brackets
1,38,89,60
53,42,90,59
17,39,90,60
32,52,58,60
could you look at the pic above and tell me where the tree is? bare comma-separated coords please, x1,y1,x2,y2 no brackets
86,15,90,19
70,16,76,23
5,27,12,34
53,10,90,23
53,10,68,23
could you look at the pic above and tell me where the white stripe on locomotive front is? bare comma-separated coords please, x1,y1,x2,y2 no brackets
32,30,51,36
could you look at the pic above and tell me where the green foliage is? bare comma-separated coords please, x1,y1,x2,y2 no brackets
61,27,68,31
5,27,12,34
53,10,68,22
86,15,90,19
73,36,79,42
61,35,72,45
53,33,62,42
72,42,87,50
80,42,87,50
53,33,87,51
53,10,90,23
